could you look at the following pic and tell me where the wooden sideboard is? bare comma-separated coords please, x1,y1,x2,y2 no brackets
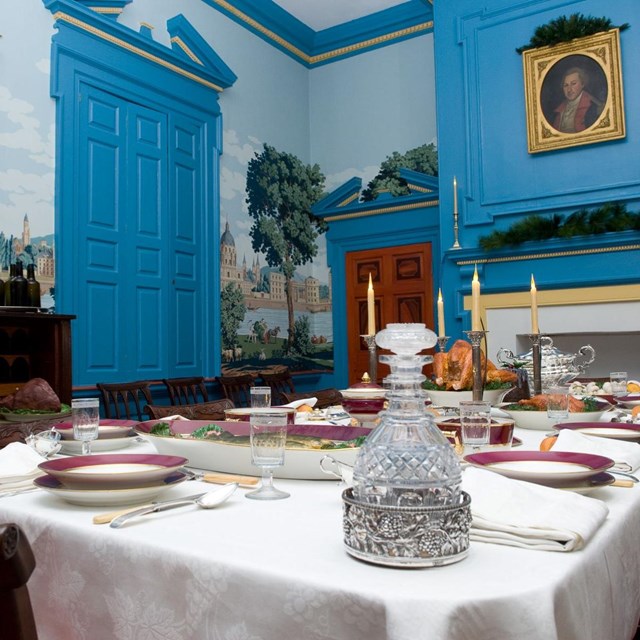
0,311,75,404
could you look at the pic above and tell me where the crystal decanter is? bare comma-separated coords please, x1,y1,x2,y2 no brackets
352,323,462,508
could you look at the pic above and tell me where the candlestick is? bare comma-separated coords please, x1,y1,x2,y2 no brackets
453,176,458,215
451,176,461,249
471,265,481,331
437,288,445,337
437,336,450,353
530,274,539,334
464,330,488,401
367,273,375,336
361,334,377,383
528,333,543,395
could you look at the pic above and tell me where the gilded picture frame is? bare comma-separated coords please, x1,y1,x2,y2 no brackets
523,29,625,154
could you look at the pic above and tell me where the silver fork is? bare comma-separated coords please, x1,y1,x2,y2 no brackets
0,486,40,499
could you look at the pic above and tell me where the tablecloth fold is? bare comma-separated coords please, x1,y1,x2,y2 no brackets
0,442,44,484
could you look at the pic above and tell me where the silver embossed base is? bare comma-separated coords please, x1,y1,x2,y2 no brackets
342,489,472,568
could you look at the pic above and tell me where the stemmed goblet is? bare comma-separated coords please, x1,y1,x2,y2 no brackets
72,398,100,455
546,386,570,426
246,410,290,500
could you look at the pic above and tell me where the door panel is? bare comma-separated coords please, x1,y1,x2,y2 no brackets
346,243,434,385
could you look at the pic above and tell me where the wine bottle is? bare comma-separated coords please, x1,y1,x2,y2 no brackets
4,264,15,307
26,264,41,308
10,261,28,307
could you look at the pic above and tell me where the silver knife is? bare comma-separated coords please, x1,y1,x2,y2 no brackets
109,492,207,529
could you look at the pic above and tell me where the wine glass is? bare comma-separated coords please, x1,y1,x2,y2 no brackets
246,410,290,500
546,386,570,426
72,398,100,455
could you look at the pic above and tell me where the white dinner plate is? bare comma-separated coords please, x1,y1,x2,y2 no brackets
38,453,188,489
57,421,137,440
553,422,640,442
615,395,640,409
464,450,614,486
59,436,138,454
34,471,188,506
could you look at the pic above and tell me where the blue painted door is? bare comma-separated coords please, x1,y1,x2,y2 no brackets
74,83,203,384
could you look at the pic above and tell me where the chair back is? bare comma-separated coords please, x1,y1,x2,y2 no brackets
96,381,153,421
215,373,257,407
259,367,296,406
162,377,209,405
145,398,235,421
281,388,343,409
0,523,38,639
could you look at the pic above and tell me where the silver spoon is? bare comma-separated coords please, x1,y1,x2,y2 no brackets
109,483,238,528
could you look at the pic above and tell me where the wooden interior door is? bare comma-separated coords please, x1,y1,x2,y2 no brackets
346,243,434,385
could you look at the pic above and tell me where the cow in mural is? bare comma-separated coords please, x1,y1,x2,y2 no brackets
263,326,280,344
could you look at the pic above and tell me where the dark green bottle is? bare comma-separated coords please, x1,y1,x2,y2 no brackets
26,264,41,308
10,261,28,307
4,264,15,307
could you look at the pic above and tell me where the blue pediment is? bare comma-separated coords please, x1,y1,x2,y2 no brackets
44,0,236,94
313,170,439,220
167,14,237,88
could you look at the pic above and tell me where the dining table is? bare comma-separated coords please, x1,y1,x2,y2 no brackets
1,425,640,640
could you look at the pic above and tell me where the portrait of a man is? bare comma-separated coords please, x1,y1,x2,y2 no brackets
541,55,608,134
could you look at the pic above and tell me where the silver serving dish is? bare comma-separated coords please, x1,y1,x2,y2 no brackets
497,336,595,390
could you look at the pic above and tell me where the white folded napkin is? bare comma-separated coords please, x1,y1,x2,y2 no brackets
462,466,609,552
283,397,317,409
553,428,640,472
0,442,46,483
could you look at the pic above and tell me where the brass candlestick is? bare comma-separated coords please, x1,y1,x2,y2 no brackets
362,334,378,383
437,336,450,352
464,330,487,401
528,333,543,395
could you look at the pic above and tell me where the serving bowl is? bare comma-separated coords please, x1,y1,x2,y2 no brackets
425,387,509,408
435,416,515,447
136,419,370,480
497,399,610,431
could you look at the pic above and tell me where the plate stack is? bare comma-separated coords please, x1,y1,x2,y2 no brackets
56,420,140,454
35,453,189,506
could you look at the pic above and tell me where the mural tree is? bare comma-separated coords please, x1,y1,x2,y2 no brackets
221,282,246,351
361,142,438,201
246,144,326,351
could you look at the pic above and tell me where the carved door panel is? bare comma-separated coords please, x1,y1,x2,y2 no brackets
345,243,434,385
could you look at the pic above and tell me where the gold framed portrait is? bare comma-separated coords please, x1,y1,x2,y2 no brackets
523,29,625,154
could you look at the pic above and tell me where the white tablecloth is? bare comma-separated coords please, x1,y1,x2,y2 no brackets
1,431,640,640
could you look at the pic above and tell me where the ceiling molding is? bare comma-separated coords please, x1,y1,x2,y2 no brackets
204,0,434,67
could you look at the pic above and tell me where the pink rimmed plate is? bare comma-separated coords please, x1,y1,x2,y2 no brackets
56,420,137,440
463,450,614,486
38,453,188,489
34,471,188,506
615,395,640,408
553,422,640,442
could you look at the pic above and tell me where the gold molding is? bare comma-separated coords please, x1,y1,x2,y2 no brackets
170,36,203,65
53,12,225,92
337,193,359,208
325,199,439,222
464,284,640,332
407,183,434,193
140,22,154,30
455,243,640,266
88,7,123,14
211,0,432,65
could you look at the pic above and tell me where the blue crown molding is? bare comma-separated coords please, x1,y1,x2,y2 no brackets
76,0,131,20
204,0,434,67
44,0,236,93
313,172,439,221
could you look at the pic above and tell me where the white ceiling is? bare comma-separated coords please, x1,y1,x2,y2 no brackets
271,0,409,32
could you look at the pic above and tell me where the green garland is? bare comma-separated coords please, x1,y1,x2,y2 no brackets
516,13,629,54
479,203,640,251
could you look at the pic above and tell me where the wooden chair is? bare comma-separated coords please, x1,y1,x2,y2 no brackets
281,388,344,409
162,377,209,405
215,373,257,407
258,367,296,406
0,523,38,640
96,380,153,421
145,398,235,421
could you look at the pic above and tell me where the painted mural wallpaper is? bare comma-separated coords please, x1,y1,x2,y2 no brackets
219,141,333,374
